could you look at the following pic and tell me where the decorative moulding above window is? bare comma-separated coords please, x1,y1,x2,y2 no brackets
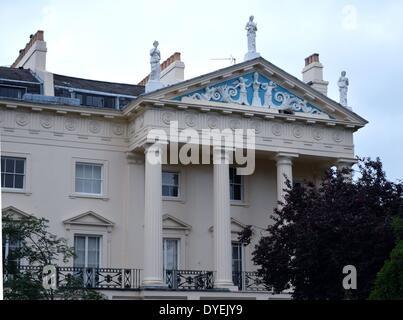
209,217,247,234
63,211,115,233
163,214,192,232
2,206,34,220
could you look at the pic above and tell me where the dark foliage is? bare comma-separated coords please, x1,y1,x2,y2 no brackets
252,158,403,300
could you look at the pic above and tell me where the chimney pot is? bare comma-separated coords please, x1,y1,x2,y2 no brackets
305,53,320,66
302,53,328,96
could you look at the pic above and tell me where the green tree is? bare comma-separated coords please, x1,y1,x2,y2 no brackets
244,158,403,300
2,214,106,300
369,217,403,299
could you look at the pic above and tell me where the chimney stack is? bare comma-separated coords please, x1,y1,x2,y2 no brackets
11,31,54,96
302,53,329,96
12,31,47,71
139,52,185,87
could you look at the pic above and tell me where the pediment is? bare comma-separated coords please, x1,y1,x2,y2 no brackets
2,206,33,220
140,57,367,126
175,71,330,119
209,217,247,234
63,211,115,228
163,214,192,231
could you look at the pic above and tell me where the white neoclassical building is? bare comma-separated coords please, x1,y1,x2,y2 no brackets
0,24,367,300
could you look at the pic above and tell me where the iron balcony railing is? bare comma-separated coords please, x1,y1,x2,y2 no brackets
233,271,274,292
165,270,214,290
3,266,271,292
3,265,142,290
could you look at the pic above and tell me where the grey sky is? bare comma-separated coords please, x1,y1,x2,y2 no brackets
1,0,402,181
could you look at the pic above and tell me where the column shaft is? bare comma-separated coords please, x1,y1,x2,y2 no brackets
142,145,164,287
276,155,294,209
213,147,235,289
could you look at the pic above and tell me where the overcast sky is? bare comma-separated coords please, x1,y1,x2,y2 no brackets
0,0,402,181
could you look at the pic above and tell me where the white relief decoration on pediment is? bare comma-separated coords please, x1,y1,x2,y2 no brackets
174,72,329,117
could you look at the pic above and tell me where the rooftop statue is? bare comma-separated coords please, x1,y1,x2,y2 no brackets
244,15,260,61
149,40,161,81
338,71,349,107
146,40,164,93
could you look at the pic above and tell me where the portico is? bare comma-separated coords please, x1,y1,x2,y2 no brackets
137,137,355,290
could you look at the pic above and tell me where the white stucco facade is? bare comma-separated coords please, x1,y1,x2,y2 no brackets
1,42,367,299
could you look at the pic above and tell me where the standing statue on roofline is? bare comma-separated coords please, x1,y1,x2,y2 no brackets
146,40,164,93
244,15,261,61
338,71,349,108
149,40,161,81
246,15,257,53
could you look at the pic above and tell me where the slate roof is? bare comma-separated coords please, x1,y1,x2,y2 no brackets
0,67,40,83
53,74,145,97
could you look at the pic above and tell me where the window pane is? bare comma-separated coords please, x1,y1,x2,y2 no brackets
74,236,86,268
229,167,235,183
15,160,25,174
83,180,92,193
93,165,102,179
233,185,242,201
75,178,84,193
76,164,84,178
87,237,100,268
4,174,14,188
162,172,179,197
164,239,179,270
1,157,26,189
75,163,103,195
172,174,179,186
14,175,24,189
162,185,170,197
171,186,178,197
92,180,101,194
232,244,242,273
5,159,15,173
229,167,243,201
83,165,93,179
162,172,172,185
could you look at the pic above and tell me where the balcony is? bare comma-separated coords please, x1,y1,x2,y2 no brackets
3,266,272,292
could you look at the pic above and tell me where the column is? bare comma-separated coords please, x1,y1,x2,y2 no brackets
213,147,236,290
142,144,164,287
275,153,298,209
